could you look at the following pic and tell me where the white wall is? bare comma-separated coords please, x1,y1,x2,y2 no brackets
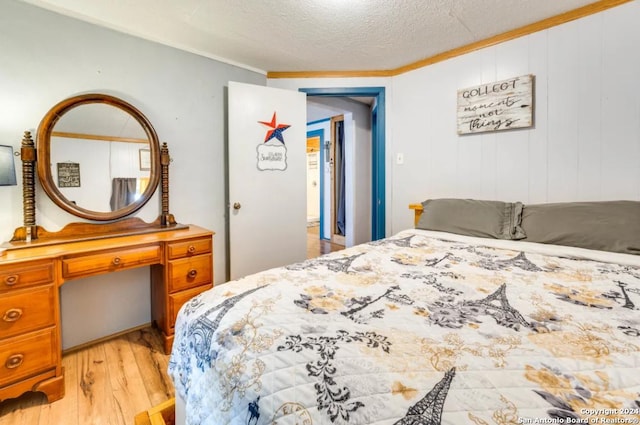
270,1,640,237
50,138,111,212
390,1,640,233
50,139,147,212
0,0,265,349
306,151,320,221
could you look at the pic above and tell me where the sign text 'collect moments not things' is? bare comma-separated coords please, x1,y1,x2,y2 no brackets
457,74,534,135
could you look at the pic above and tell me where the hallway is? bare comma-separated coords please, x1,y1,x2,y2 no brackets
306,224,344,259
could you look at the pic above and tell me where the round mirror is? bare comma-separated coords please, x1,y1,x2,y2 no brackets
36,94,161,221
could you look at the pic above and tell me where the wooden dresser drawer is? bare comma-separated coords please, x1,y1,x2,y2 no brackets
62,245,161,279
168,254,213,293
0,285,56,339
168,284,213,329
0,327,56,388
0,261,55,293
167,237,212,260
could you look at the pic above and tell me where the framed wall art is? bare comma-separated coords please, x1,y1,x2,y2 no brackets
139,148,151,171
457,74,534,135
57,162,81,187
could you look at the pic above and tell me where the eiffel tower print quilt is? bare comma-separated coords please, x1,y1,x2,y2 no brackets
168,229,640,425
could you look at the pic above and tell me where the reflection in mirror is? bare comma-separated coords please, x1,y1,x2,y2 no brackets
35,93,161,222
49,104,151,213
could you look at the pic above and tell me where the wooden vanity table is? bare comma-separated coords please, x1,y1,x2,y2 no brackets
0,224,213,403
0,93,212,404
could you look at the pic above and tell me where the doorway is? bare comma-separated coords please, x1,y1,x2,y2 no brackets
306,128,344,259
306,106,365,247
330,115,346,246
301,87,386,242
306,132,321,226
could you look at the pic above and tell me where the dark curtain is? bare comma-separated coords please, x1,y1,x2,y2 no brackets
110,178,137,211
336,120,346,235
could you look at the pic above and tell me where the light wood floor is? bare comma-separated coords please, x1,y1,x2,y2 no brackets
307,224,344,259
0,327,173,425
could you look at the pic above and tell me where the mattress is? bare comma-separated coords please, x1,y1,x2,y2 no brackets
169,229,640,424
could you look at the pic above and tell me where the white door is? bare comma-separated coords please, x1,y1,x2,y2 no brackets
228,81,307,280
306,151,320,222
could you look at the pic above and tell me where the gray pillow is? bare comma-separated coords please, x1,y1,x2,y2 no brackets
521,201,640,255
416,198,526,240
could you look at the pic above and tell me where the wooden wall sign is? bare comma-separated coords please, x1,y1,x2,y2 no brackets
457,74,534,135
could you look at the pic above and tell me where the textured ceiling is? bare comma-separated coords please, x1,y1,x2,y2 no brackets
21,0,603,74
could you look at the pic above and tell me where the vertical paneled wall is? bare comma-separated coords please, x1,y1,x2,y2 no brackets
391,1,640,232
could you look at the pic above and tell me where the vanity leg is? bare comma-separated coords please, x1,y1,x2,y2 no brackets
34,372,65,403
162,332,174,355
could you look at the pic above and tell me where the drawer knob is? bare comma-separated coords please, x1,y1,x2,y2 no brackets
5,354,24,369
2,308,23,322
4,275,18,286
112,257,122,266
187,245,196,254
187,269,198,278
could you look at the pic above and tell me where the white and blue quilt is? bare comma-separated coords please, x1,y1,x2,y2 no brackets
169,229,640,425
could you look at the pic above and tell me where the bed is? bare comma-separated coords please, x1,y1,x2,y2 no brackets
168,200,640,425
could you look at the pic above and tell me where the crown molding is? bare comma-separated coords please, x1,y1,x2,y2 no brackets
267,0,632,79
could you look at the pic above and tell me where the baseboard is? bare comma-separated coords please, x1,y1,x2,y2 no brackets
62,322,153,355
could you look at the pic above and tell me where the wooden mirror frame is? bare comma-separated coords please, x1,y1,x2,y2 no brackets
7,94,179,245
36,93,161,221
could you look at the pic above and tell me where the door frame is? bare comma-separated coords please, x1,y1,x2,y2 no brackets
329,115,346,246
306,127,326,239
300,87,386,241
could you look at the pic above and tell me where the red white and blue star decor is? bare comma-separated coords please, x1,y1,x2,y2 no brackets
258,112,290,144
256,111,289,171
